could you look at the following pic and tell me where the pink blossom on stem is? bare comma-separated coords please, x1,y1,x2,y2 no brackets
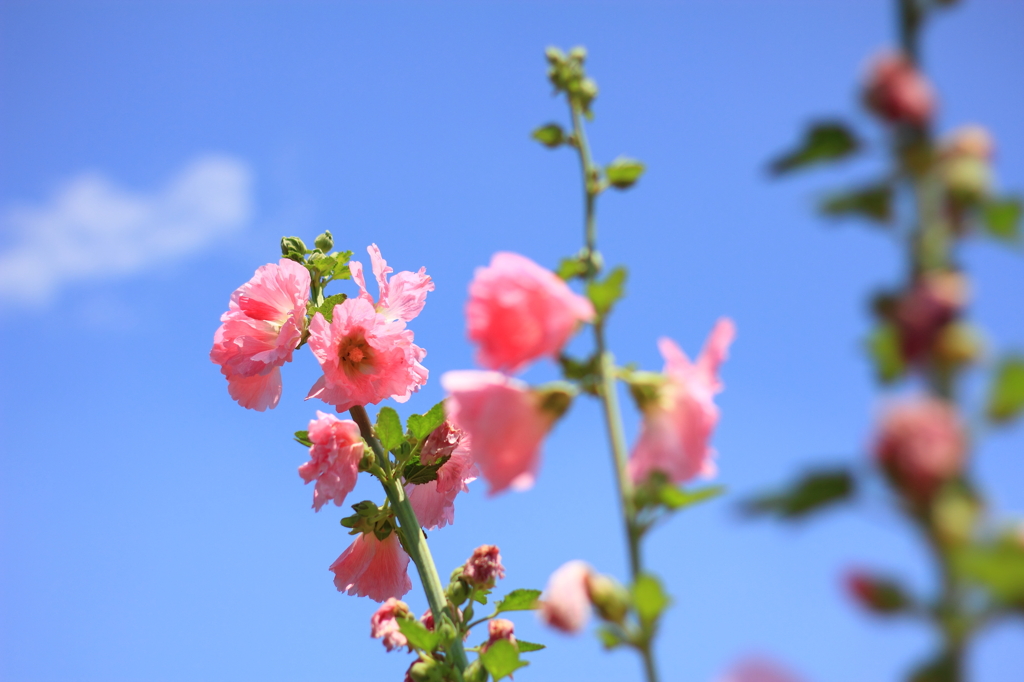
628,318,736,486
210,259,310,411
482,618,517,653
466,252,594,373
462,545,505,590
329,532,412,602
405,422,478,529
298,411,365,511
350,243,435,323
370,598,411,652
306,297,428,412
874,397,966,499
442,370,557,494
717,659,805,682
895,271,968,363
863,51,936,126
539,560,593,634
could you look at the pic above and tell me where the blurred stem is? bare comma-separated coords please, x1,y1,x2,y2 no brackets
349,405,469,673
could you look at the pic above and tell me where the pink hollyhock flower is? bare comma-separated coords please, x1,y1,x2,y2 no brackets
462,545,506,590
466,252,594,374
442,370,559,494
874,397,966,499
298,412,365,511
482,618,517,653
717,659,805,682
350,243,435,323
539,560,593,634
863,51,935,126
370,598,411,652
894,271,968,364
628,318,736,486
210,259,310,411
405,421,478,530
329,532,412,602
306,297,428,412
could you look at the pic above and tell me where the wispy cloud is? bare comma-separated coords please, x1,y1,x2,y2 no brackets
0,155,253,304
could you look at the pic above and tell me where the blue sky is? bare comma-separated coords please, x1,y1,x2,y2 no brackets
1,1,1022,681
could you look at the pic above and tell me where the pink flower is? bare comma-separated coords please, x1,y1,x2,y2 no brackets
350,243,435,323
539,560,592,634
482,618,517,653
466,252,594,373
628,318,736,486
717,659,805,682
863,51,935,126
370,598,411,652
298,412,365,511
894,271,968,364
874,398,966,499
405,421,478,530
306,297,428,412
462,545,505,590
210,259,310,411
442,370,558,495
329,532,412,602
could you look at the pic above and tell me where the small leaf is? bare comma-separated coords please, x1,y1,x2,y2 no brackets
867,324,906,384
293,430,312,447
596,625,625,650
559,353,601,395
586,266,627,318
495,589,542,613
373,407,404,453
820,184,893,224
981,196,1022,242
632,574,670,628
557,255,589,281
954,542,1024,603
472,590,489,605
770,122,861,175
659,484,725,511
331,250,354,280
397,618,441,652
407,402,446,442
316,293,348,322
481,639,529,680
742,469,855,520
515,640,546,653
404,455,451,485
532,123,566,148
605,157,646,189
987,356,1024,424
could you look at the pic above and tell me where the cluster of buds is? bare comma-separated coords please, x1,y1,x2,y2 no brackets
545,46,598,115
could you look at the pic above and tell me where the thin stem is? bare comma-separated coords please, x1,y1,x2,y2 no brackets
349,405,469,672
640,644,661,682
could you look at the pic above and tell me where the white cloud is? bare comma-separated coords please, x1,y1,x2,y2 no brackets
0,155,253,304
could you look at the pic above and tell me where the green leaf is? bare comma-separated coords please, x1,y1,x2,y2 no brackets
595,625,625,650
558,353,601,395
532,123,565,148
867,324,906,384
407,401,446,442
954,542,1024,603
770,122,861,175
909,652,959,682
515,640,546,653
472,590,489,605
375,407,404,453
293,430,312,447
315,293,348,322
632,574,670,628
495,589,542,613
605,157,646,189
396,618,441,652
981,196,1021,242
659,484,725,510
742,469,855,520
404,455,451,485
557,255,589,281
481,639,529,680
820,184,893,224
987,356,1024,424
586,266,627,318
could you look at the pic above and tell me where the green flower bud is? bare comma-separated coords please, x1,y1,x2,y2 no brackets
314,230,334,252
464,660,488,682
408,658,444,682
280,236,307,256
586,573,631,624
446,578,470,606
943,156,992,205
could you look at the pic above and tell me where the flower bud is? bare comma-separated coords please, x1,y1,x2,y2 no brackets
874,398,966,500
539,560,593,634
463,660,488,682
942,156,993,205
585,572,630,624
933,486,980,546
845,570,910,614
446,577,471,606
482,618,517,653
370,598,412,652
314,230,334,252
863,51,935,126
407,658,444,682
934,322,982,368
568,46,587,62
280,236,307,256
894,271,968,364
462,545,506,590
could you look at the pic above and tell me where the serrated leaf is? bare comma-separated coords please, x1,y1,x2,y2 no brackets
605,157,645,189
532,123,565,148
770,122,861,175
987,356,1024,424
481,639,529,680
331,250,353,280
404,454,451,485
867,324,906,384
821,184,893,224
408,402,446,441
515,640,546,653
294,430,312,447
375,407,404,453
316,293,348,322
981,197,1021,242
660,484,725,510
495,589,542,613
586,266,627,318
397,618,441,652
632,574,670,628
743,469,855,520
472,590,489,605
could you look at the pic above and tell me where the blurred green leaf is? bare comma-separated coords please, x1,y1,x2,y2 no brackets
397,618,440,652
515,640,546,653
867,324,906,384
954,542,1024,603
596,625,625,650
632,573,670,628
981,196,1021,242
659,484,725,510
532,123,566,148
586,266,627,318
375,407,404,453
293,430,312,447
407,401,446,442
481,639,529,680
742,469,855,520
495,589,542,613
987,356,1024,424
557,255,589,281
770,122,861,175
820,184,893,224
605,157,646,189
909,652,959,682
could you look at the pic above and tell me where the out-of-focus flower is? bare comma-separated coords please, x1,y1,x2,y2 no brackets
370,598,411,652
942,125,994,161
462,545,506,590
863,51,935,126
330,532,412,602
442,370,559,494
350,243,434,323
941,126,995,204
629,318,736,486
406,421,478,529
298,412,365,511
874,397,966,498
717,658,805,682
466,252,594,373
210,259,310,411
539,560,593,634
482,618,517,653
894,271,968,363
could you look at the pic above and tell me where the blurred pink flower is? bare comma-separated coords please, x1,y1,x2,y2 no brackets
942,125,994,161
467,252,594,373
210,259,310,411
306,297,428,412
370,598,411,652
330,532,412,602
863,51,935,126
442,370,556,494
298,412,365,511
875,397,966,498
539,560,592,634
350,243,434,323
629,318,736,486
895,271,967,363
717,658,805,682
462,545,506,590
405,421,478,530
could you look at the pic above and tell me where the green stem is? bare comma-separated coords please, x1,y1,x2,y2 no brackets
348,405,469,672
